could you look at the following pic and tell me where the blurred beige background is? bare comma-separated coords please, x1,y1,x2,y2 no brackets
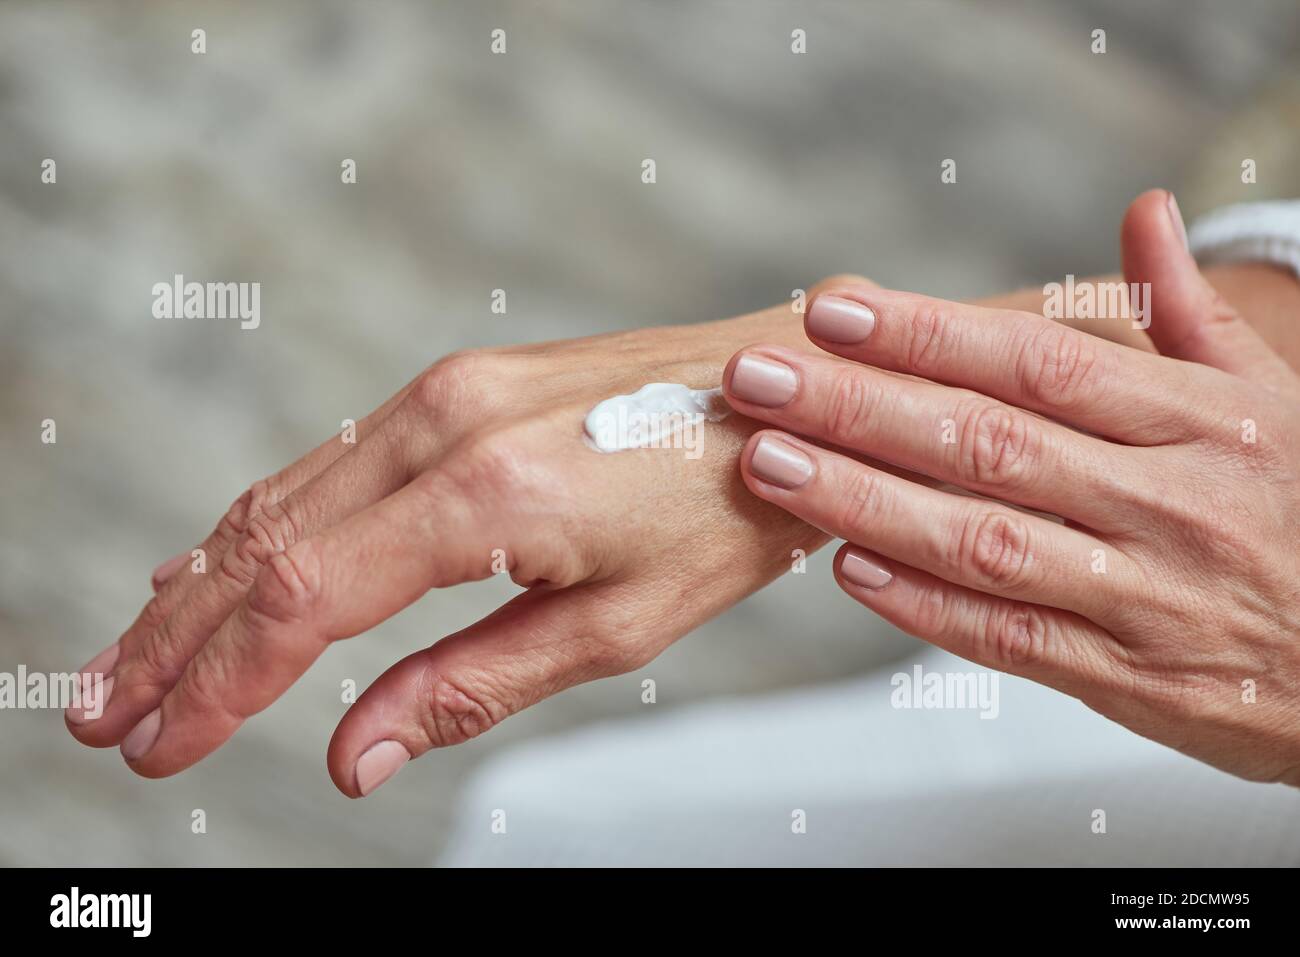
2,0,1298,865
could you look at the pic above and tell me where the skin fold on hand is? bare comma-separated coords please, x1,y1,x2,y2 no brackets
722,190,1300,786
65,191,1297,796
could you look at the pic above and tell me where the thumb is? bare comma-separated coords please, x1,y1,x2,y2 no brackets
1122,189,1293,390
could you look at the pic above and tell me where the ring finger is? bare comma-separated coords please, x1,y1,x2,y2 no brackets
738,429,1136,622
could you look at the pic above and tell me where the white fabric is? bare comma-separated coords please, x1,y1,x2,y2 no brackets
437,647,1300,866
1189,199,1300,277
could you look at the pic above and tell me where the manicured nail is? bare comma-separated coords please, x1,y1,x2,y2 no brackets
76,641,121,688
840,549,893,589
121,708,162,761
749,435,813,489
1166,191,1189,252
806,295,877,343
355,740,411,796
730,354,798,407
67,677,114,725
65,641,122,725
151,551,189,591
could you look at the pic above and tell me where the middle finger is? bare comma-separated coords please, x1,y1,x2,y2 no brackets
737,429,1138,623
723,345,1144,530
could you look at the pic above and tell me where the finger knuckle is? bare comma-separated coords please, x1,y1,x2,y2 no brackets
836,468,889,536
215,478,279,543
955,509,1033,591
1017,325,1102,412
981,603,1050,668
244,543,323,629
823,371,881,443
412,350,496,415
419,671,509,748
905,302,952,374
959,400,1039,490
911,583,956,638
229,500,303,582
133,619,188,687
215,546,258,591
177,645,245,722
215,491,253,543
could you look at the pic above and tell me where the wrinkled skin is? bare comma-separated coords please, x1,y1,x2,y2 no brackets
725,191,1300,785
65,279,846,795
65,191,1300,795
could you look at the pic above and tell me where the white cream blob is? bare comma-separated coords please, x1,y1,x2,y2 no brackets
583,382,730,455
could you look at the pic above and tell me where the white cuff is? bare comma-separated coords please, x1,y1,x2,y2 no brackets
1188,199,1300,278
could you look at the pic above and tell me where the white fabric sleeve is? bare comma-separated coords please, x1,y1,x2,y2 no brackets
1188,199,1300,277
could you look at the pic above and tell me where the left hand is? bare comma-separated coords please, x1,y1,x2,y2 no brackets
65,277,855,796
722,190,1300,785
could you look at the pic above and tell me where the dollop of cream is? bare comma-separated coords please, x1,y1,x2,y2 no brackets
583,382,730,454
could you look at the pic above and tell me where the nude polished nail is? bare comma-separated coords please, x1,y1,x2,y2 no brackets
841,549,893,589
151,551,189,591
1166,190,1189,252
355,740,411,796
66,677,114,726
749,435,813,489
730,355,798,407
121,708,162,761
806,295,877,343
65,641,122,725
75,640,121,687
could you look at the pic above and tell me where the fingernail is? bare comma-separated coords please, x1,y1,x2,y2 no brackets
151,551,189,591
749,435,813,489
66,641,122,725
66,676,114,725
730,354,798,407
76,641,122,687
806,295,877,343
1166,191,1189,252
355,740,411,796
121,708,162,761
840,549,893,589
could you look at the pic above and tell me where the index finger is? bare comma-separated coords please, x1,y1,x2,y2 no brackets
802,286,1210,445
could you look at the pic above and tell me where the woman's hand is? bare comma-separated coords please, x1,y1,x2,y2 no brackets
722,190,1300,785
64,287,845,796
